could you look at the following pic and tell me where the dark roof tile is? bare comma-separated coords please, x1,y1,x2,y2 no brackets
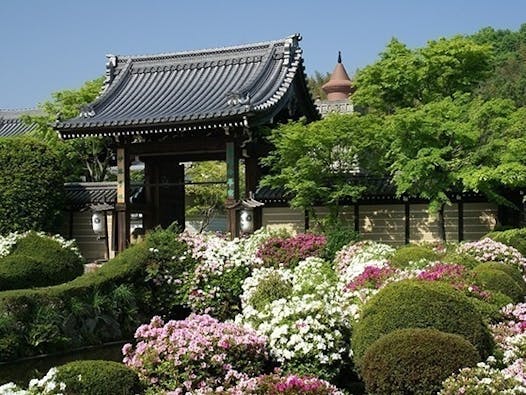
0,108,42,137
56,35,319,138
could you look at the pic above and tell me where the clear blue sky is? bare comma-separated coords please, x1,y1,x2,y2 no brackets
1,0,525,108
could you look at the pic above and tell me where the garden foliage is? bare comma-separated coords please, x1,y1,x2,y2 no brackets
361,328,480,395
0,137,65,235
0,232,85,291
351,279,494,365
55,360,141,395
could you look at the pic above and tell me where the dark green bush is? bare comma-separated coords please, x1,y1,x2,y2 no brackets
56,360,141,395
322,222,360,262
486,228,526,256
0,232,85,291
475,262,526,293
361,328,480,395
0,255,45,290
0,137,65,234
351,280,494,366
468,291,513,323
390,245,439,268
472,266,524,303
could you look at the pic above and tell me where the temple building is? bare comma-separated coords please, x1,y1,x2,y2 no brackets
55,34,319,251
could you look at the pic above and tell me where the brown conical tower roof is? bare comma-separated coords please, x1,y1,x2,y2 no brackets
322,51,353,101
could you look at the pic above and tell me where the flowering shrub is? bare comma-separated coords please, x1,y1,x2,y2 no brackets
0,368,66,394
238,258,354,382
229,372,345,394
344,264,395,292
440,360,526,394
256,233,327,268
123,314,268,394
143,228,197,316
181,232,253,320
334,240,394,283
458,238,526,271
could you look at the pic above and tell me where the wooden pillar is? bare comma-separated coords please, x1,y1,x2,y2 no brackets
404,200,410,244
116,146,130,252
226,140,240,237
458,201,464,242
354,204,360,233
245,155,262,230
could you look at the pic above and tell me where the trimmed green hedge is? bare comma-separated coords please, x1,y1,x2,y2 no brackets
361,328,479,395
55,360,141,395
0,243,150,361
472,266,525,303
390,245,439,268
351,280,494,367
0,232,84,291
475,261,526,294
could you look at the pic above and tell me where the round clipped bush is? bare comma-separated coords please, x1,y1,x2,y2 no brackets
390,245,439,268
0,255,45,290
55,360,141,395
472,266,524,303
475,261,526,294
352,280,494,366
361,328,480,395
7,232,84,288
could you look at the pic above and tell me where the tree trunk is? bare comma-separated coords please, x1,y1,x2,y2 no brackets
437,203,446,242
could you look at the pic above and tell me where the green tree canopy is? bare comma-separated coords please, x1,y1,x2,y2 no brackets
23,77,114,182
0,137,65,234
185,161,228,232
261,114,388,224
353,36,493,113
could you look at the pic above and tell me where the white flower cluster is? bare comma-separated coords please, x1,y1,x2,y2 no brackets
334,240,395,276
0,368,66,395
237,257,356,368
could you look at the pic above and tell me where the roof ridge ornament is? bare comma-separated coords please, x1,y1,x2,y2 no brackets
226,91,251,107
79,104,96,118
105,54,118,86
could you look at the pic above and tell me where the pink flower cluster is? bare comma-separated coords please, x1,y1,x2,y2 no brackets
458,238,526,270
123,314,269,393
231,372,344,394
256,234,327,268
345,265,395,291
417,262,491,300
418,263,466,282
492,303,526,343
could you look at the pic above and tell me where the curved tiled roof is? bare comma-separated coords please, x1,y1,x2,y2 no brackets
57,34,318,138
0,108,41,137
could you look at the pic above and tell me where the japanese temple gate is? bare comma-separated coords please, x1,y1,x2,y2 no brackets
56,35,319,251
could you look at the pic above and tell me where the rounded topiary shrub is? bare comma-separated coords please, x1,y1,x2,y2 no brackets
390,245,439,268
8,232,84,287
475,261,526,294
352,280,494,366
472,266,524,303
361,328,480,395
0,255,45,290
55,360,141,395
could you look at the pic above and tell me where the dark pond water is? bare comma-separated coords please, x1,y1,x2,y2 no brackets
0,341,127,386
